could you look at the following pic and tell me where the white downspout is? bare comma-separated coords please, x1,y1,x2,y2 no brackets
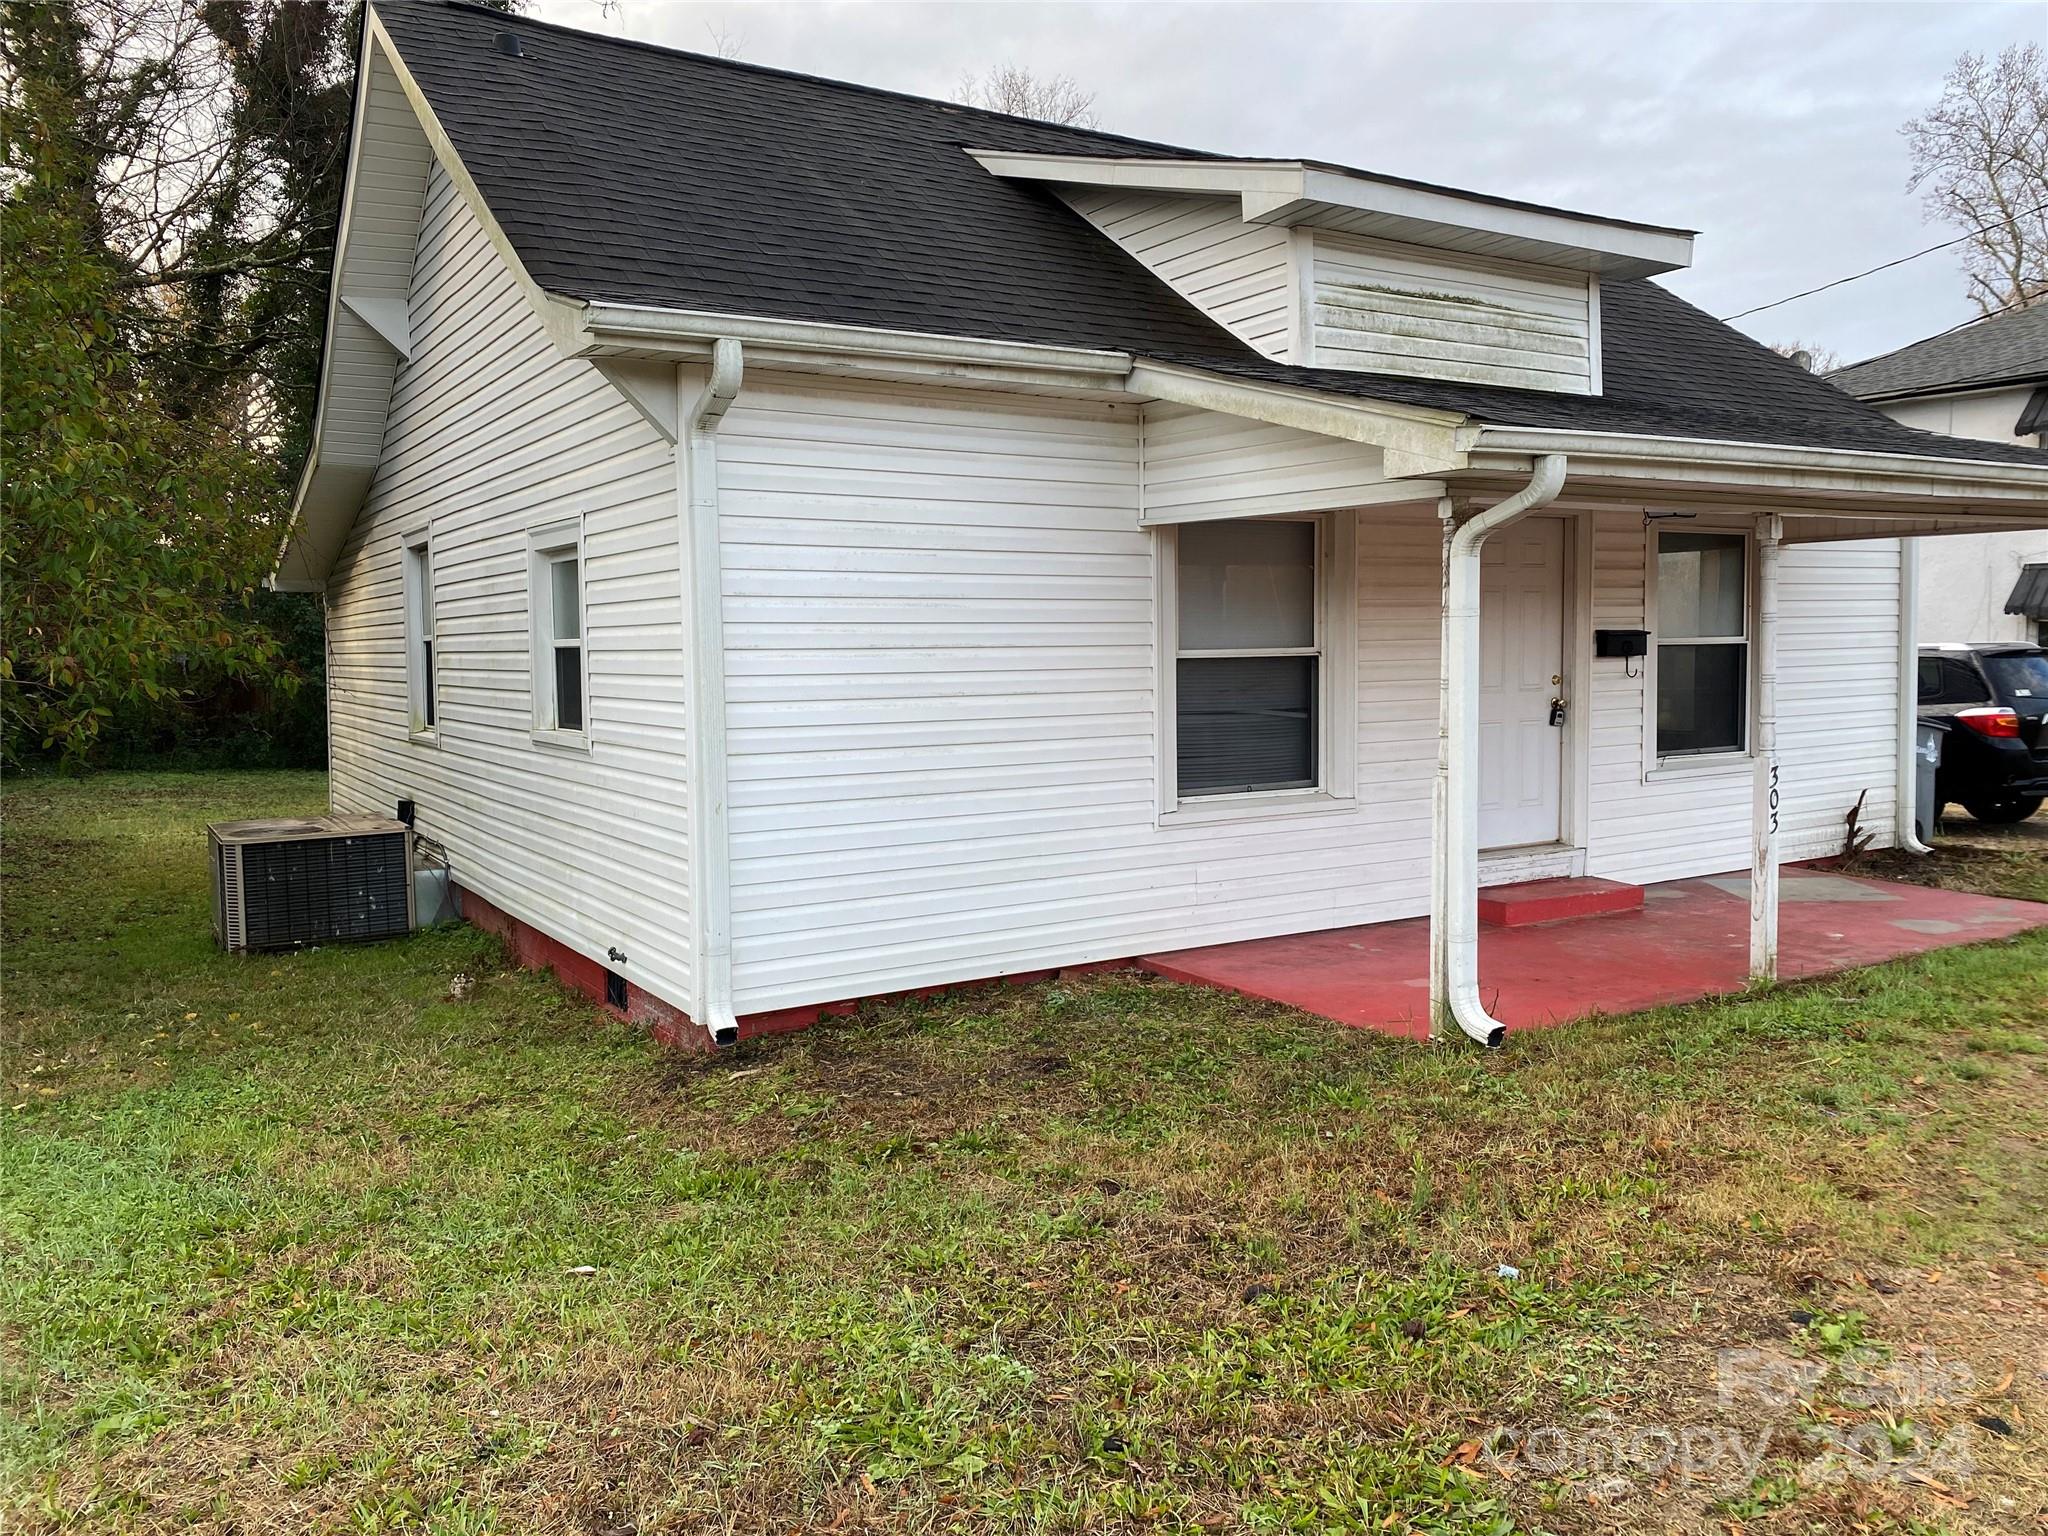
1749,514,1782,981
1431,453,1568,1047
681,339,745,1047
1896,537,1934,853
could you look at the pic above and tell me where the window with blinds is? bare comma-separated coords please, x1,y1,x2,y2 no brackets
1174,519,1320,796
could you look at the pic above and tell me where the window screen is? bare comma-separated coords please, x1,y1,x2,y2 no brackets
1176,520,1319,796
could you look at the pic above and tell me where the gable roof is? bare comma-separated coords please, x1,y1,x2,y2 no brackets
1829,303,2048,404
366,0,2048,470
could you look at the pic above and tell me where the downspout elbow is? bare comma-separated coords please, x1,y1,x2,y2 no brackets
1451,453,1568,561
693,337,744,436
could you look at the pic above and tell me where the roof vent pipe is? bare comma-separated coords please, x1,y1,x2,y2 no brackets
494,31,524,57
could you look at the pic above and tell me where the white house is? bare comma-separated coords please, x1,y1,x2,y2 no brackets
1831,306,2048,647
274,1,2048,1048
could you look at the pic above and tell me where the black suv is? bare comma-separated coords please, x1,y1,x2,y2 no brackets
1917,644,2048,823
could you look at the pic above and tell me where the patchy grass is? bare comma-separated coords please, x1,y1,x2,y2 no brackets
3,772,2046,1535
1859,812,2048,906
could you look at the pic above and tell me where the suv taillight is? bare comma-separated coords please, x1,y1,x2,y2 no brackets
1955,706,2021,739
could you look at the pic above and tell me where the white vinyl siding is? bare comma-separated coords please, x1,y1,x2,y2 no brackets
1139,400,1398,521
324,159,693,1008
321,170,1903,1023
714,374,1446,1013
1062,190,1296,359
1308,230,1596,393
1583,516,1900,882
703,379,1903,1015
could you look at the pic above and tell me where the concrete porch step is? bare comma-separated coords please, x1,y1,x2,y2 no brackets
1479,875,1644,928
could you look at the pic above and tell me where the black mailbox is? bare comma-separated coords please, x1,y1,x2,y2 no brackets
1594,628,1650,659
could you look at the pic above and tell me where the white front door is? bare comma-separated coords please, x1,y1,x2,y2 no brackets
1479,518,1566,849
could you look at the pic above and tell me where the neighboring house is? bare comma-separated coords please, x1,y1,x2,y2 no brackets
1830,306,2048,647
274,1,2048,1047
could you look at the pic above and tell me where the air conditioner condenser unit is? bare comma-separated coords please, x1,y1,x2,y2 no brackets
210,815,414,954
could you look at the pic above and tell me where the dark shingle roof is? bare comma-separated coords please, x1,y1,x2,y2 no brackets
1830,304,2048,402
375,1,2048,469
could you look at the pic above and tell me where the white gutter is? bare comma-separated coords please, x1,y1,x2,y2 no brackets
681,339,745,1048
576,302,1132,379
1431,453,1569,1047
1896,538,1934,854
1471,426,2048,497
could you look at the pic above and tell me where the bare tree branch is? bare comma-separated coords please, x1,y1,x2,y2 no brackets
955,63,1097,128
1903,43,2048,313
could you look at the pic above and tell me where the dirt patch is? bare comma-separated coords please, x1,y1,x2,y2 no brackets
1481,1261,2048,1533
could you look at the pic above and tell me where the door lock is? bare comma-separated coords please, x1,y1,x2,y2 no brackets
1549,698,1567,727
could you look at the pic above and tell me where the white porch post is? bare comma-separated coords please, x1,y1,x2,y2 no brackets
1749,513,1783,982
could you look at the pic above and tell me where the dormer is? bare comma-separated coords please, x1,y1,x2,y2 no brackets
970,152,1694,396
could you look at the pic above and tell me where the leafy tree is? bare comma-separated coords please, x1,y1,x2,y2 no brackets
1,1,285,762
1903,42,2048,314
2,0,527,768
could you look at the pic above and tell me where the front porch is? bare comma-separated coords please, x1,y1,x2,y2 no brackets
1142,866,2048,1039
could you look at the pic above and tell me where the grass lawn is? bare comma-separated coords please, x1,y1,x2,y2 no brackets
4,772,2046,1535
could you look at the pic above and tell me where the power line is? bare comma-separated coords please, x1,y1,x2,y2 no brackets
1718,199,2048,323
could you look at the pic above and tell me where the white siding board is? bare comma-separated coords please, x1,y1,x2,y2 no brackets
324,160,693,1008
1139,401,1396,519
719,382,1446,1010
1062,190,1296,358
1310,230,1596,393
1582,516,1899,883
717,411,1902,1015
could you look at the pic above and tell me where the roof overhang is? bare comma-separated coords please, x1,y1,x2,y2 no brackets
968,151,1695,280
1128,360,1470,479
1836,372,2048,407
272,4,587,593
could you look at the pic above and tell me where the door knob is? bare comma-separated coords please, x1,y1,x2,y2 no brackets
1549,698,1567,727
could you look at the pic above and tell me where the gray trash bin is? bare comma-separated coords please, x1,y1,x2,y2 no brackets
1914,717,1949,844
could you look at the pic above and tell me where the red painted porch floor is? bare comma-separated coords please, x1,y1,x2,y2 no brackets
1140,869,2048,1039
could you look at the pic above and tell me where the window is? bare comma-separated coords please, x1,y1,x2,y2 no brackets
1982,649,2048,701
529,524,586,741
1918,654,1991,707
1175,519,1320,796
403,535,436,737
1654,530,1748,757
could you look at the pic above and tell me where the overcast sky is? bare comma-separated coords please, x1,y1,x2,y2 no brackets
525,0,2042,368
